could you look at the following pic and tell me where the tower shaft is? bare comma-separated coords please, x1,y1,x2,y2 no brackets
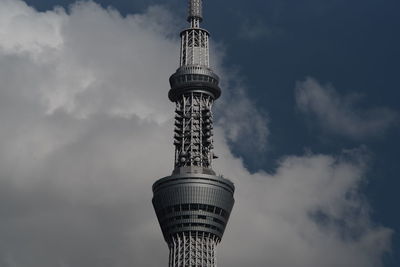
173,92,214,169
152,1,235,266
169,233,217,267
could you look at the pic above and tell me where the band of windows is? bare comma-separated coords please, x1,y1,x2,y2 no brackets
171,74,218,85
164,222,223,236
157,203,230,219
161,214,225,227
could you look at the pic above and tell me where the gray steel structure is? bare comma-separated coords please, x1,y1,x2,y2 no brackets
152,0,235,266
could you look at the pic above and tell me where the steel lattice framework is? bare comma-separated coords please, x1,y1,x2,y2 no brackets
173,92,214,169
169,233,218,267
152,1,235,266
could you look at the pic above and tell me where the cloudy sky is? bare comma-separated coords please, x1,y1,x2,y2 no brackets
0,0,399,266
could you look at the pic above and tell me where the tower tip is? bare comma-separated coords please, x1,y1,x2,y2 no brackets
188,0,203,22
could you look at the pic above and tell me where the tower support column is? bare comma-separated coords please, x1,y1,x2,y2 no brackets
168,232,218,267
152,1,235,266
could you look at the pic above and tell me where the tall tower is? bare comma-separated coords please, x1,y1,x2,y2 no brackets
152,0,235,266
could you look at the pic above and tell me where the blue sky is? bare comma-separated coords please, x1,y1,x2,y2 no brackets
2,0,399,266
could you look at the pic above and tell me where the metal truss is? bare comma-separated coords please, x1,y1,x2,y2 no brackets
174,92,214,169
180,28,210,67
168,232,219,267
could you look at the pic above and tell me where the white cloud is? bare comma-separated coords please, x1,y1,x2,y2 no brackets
295,77,398,139
216,73,270,154
0,1,391,266
215,142,392,267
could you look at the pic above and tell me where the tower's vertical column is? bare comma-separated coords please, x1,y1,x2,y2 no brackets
152,1,235,266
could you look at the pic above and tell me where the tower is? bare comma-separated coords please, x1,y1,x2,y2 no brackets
152,0,235,266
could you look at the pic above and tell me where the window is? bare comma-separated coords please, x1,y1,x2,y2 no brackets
215,207,221,215
190,204,199,210
213,218,224,225
207,205,215,213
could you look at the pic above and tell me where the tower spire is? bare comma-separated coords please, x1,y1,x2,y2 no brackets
180,0,209,68
152,1,235,266
188,0,203,28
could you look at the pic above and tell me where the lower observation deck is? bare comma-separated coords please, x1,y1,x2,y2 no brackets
152,169,235,243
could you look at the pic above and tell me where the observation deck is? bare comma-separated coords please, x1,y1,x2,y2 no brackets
153,172,235,242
